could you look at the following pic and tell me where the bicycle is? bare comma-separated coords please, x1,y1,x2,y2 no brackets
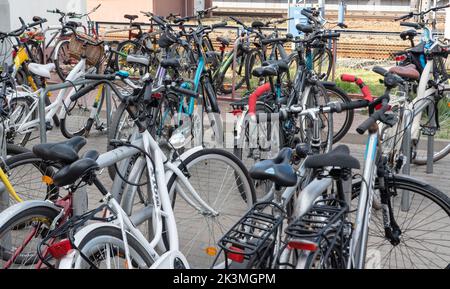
45,4,102,80
0,73,255,269
385,4,450,168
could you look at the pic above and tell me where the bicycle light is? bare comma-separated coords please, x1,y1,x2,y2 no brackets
48,239,73,259
288,239,318,251
227,246,245,263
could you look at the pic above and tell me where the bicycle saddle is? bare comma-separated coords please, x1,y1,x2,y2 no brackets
250,148,297,187
53,150,99,187
160,58,181,69
400,29,417,41
251,21,265,29
33,136,87,165
66,21,82,28
252,65,277,77
32,16,43,22
28,63,55,79
296,24,313,34
126,54,150,67
124,14,139,21
304,145,360,170
263,60,288,73
389,64,420,80
216,36,230,46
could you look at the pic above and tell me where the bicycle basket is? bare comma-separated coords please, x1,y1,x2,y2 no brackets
68,33,103,66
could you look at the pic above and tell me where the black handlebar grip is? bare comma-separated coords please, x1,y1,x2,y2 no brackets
400,22,421,29
356,105,389,134
85,74,116,81
372,66,388,76
70,83,99,101
327,32,341,38
340,99,370,111
152,15,166,27
356,115,377,135
212,21,227,29
394,13,412,21
171,86,198,97
143,82,152,104
296,24,313,33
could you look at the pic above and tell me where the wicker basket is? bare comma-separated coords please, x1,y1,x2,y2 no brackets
68,34,103,66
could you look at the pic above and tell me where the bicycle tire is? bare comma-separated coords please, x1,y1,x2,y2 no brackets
165,148,256,268
0,205,60,268
66,225,154,269
352,174,450,269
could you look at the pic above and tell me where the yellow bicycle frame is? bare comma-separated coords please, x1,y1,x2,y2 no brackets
0,167,23,203
14,46,51,95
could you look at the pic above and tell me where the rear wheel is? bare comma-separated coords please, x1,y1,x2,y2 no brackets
0,206,60,268
54,39,78,81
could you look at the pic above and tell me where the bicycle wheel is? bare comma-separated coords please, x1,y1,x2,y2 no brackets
411,98,450,165
63,225,154,269
0,205,60,268
245,49,265,91
313,47,333,80
54,39,78,81
7,96,35,146
115,40,147,77
234,102,281,200
26,40,44,64
60,87,103,138
324,84,354,144
303,230,347,269
219,52,245,94
2,152,59,208
299,83,330,148
166,148,256,268
352,175,450,269
107,102,137,179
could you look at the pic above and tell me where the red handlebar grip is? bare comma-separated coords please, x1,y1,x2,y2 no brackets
340,74,356,83
248,83,271,115
360,86,374,102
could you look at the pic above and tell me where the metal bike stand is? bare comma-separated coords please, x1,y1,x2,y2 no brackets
426,103,436,174
104,84,112,132
38,79,97,143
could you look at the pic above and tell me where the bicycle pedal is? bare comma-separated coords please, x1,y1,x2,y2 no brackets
45,121,53,131
96,123,106,131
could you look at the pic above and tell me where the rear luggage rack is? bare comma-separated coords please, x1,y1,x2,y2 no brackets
213,201,285,269
281,198,350,267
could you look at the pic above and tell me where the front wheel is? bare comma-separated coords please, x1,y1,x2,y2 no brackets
165,148,256,268
352,175,450,269
63,225,154,269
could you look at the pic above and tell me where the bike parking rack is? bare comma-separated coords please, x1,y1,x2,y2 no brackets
38,79,113,144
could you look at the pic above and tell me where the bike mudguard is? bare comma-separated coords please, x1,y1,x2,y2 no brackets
0,200,61,229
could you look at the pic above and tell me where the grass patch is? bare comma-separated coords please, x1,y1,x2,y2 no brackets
334,67,386,97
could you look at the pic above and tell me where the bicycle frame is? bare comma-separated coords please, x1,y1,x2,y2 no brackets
9,58,92,138
348,130,378,269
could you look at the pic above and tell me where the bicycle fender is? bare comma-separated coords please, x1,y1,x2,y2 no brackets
150,250,189,269
0,200,61,229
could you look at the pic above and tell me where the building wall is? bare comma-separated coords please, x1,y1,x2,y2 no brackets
0,0,86,31
87,0,152,22
213,0,412,11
